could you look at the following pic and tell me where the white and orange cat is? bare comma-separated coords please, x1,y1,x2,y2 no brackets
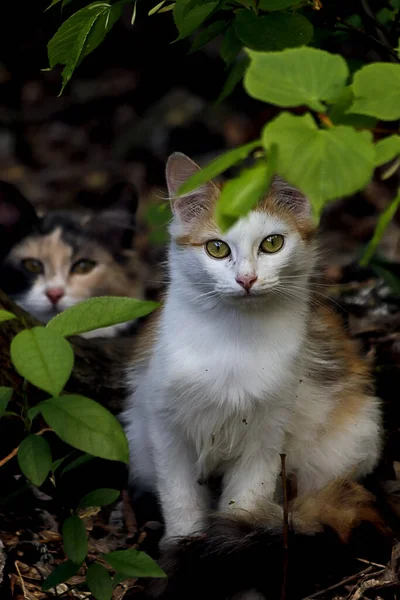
123,153,382,594
0,181,145,337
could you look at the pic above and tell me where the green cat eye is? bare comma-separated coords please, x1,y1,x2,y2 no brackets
260,234,284,254
21,258,44,275
205,240,231,259
71,259,97,275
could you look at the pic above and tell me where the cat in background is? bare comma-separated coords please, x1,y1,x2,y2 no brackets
0,181,146,337
122,153,384,599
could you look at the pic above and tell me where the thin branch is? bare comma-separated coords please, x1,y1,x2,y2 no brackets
302,566,376,599
335,17,400,63
0,428,52,468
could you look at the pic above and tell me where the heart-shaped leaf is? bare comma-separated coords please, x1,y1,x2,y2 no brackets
262,112,375,216
350,63,400,120
375,135,400,166
245,47,349,111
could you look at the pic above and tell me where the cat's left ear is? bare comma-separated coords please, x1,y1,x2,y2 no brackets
85,182,139,254
271,176,312,219
166,152,218,224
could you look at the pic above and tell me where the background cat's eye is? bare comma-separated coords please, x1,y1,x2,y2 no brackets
21,258,44,275
71,259,97,274
260,235,284,254
205,240,231,259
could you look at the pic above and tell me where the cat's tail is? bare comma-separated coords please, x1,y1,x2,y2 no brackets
150,480,392,600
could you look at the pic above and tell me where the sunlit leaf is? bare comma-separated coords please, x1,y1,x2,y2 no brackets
375,135,400,167
350,63,400,120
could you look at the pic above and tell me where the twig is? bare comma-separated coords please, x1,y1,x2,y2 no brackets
280,453,289,600
0,428,52,468
356,557,387,569
14,560,27,599
301,566,375,599
335,17,400,63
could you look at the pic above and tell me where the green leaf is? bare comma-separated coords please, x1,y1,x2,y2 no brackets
103,549,166,578
328,87,377,128
173,0,218,41
217,56,249,102
220,25,242,65
46,0,76,10
234,10,313,52
40,395,129,463
27,406,42,422
259,0,302,9
10,327,74,396
61,452,95,476
52,453,73,473
0,387,13,418
262,112,375,217
86,563,113,600
189,20,227,53
79,488,120,508
375,135,400,167
216,152,276,231
178,140,260,195
46,296,159,337
42,560,80,591
63,515,88,565
18,435,52,487
149,0,166,15
350,63,400,121
245,47,349,112
0,310,17,323
47,3,122,93
360,190,400,266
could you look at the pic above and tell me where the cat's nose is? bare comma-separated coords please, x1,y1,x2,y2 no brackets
236,274,257,292
46,287,65,305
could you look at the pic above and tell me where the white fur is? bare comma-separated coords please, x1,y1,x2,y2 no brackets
123,203,381,546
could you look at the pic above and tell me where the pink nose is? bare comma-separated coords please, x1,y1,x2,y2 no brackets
236,275,257,292
46,287,64,305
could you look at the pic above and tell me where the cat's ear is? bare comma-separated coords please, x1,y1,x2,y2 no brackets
271,176,311,219
166,152,218,223
0,181,39,259
85,182,138,254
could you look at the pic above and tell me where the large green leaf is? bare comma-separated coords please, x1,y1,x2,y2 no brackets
63,515,88,565
350,63,400,120
39,395,129,463
173,0,218,41
0,387,13,418
86,563,113,600
47,2,122,93
234,10,313,52
10,327,74,396
17,435,52,487
375,135,400,167
245,47,348,111
42,560,80,591
178,140,261,195
0,310,17,323
79,488,120,508
46,296,159,337
215,155,276,231
103,549,166,578
360,190,400,266
262,112,375,216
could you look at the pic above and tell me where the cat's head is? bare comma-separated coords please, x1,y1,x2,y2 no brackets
166,152,317,309
0,181,142,323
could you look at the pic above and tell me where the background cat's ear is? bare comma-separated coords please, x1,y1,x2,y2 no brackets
271,176,311,219
0,181,39,259
85,182,139,255
166,152,218,223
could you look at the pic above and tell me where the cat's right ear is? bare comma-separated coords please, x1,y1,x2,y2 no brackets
166,153,218,224
0,182,39,259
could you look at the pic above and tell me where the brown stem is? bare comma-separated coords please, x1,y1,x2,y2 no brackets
0,427,52,468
